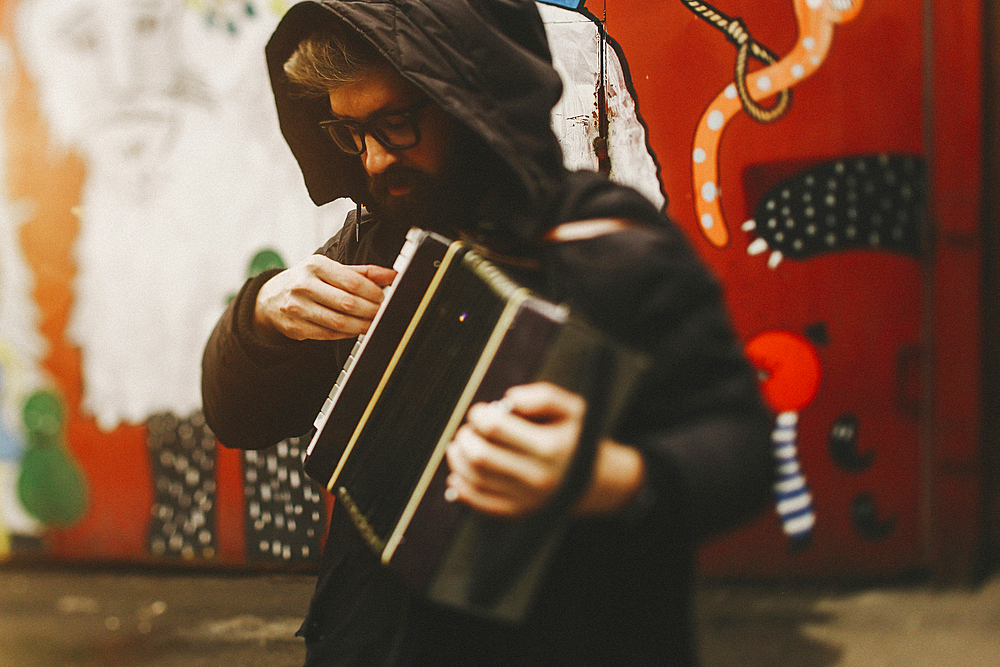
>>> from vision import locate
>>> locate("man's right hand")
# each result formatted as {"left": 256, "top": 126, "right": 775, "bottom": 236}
{"left": 254, "top": 255, "right": 397, "bottom": 342}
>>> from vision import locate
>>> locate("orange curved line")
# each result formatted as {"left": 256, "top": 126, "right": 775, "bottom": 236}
{"left": 691, "top": 0, "right": 864, "bottom": 248}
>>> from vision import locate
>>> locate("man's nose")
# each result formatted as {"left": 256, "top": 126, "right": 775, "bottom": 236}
{"left": 362, "top": 134, "right": 398, "bottom": 175}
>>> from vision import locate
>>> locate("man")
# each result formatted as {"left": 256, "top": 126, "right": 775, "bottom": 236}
{"left": 201, "top": 1, "right": 773, "bottom": 665}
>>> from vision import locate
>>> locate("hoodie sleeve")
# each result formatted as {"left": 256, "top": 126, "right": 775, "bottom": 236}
{"left": 200, "top": 234, "right": 353, "bottom": 451}
{"left": 200, "top": 272, "right": 349, "bottom": 451}
{"left": 543, "top": 187, "right": 773, "bottom": 541}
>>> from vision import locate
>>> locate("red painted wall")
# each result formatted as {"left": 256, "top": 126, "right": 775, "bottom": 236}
{"left": 604, "top": 0, "right": 980, "bottom": 579}
{"left": 0, "top": 0, "right": 983, "bottom": 579}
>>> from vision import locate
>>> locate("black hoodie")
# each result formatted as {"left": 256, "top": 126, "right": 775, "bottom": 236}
{"left": 266, "top": 0, "right": 568, "bottom": 242}
{"left": 202, "top": 1, "right": 773, "bottom": 665}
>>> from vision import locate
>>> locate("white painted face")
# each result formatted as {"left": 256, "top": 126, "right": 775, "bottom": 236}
{"left": 16, "top": 0, "right": 184, "bottom": 174}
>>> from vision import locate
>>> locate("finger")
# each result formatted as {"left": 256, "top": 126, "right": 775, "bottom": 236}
{"left": 504, "top": 382, "right": 587, "bottom": 423}
{"left": 297, "top": 308, "right": 377, "bottom": 340}
{"left": 350, "top": 264, "right": 398, "bottom": 288}
{"left": 278, "top": 277, "right": 381, "bottom": 336}
{"left": 446, "top": 437, "right": 540, "bottom": 518}
{"left": 313, "top": 261, "right": 388, "bottom": 307}
{"left": 271, "top": 297, "right": 375, "bottom": 341}
{"left": 285, "top": 263, "right": 390, "bottom": 329}
{"left": 463, "top": 401, "right": 536, "bottom": 456}
{"left": 446, "top": 425, "right": 562, "bottom": 518}
{"left": 448, "top": 424, "right": 542, "bottom": 488}
{"left": 464, "top": 399, "right": 574, "bottom": 458}
{"left": 444, "top": 472, "right": 522, "bottom": 518}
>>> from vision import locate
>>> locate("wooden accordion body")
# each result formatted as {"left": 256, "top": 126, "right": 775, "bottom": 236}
{"left": 303, "top": 228, "right": 646, "bottom": 621}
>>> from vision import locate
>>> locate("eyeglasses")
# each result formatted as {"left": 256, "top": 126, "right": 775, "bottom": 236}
{"left": 319, "top": 97, "right": 432, "bottom": 155}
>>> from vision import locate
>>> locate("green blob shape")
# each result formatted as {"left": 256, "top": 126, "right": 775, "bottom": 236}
{"left": 22, "top": 390, "right": 64, "bottom": 438}
{"left": 248, "top": 249, "right": 286, "bottom": 277}
{"left": 18, "top": 445, "right": 89, "bottom": 526}
{"left": 17, "top": 390, "right": 88, "bottom": 526}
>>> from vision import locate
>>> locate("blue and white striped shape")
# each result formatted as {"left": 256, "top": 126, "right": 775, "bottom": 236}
{"left": 772, "top": 411, "right": 816, "bottom": 542}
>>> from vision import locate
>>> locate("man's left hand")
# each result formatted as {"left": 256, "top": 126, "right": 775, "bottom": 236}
{"left": 445, "top": 382, "right": 584, "bottom": 518}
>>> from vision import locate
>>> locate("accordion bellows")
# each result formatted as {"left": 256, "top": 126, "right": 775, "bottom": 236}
{"left": 303, "top": 228, "right": 647, "bottom": 621}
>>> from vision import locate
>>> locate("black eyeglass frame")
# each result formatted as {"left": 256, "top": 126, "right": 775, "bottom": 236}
{"left": 318, "top": 97, "right": 432, "bottom": 155}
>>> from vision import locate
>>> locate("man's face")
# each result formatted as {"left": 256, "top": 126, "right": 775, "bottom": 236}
{"left": 18, "top": 0, "right": 182, "bottom": 174}
{"left": 327, "top": 67, "right": 453, "bottom": 229}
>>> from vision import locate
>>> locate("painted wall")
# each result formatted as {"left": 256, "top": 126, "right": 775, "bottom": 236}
{"left": 2, "top": 0, "right": 349, "bottom": 566}
{"left": 596, "top": 0, "right": 981, "bottom": 579}
{"left": 0, "top": 0, "right": 983, "bottom": 578}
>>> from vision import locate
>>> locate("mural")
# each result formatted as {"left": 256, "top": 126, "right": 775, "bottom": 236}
{"left": 745, "top": 329, "right": 822, "bottom": 549}
{"left": 541, "top": 2, "right": 665, "bottom": 210}
{"left": 685, "top": 0, "right": 864, "bottom": 251}
{"left": 0, "top": 36, "right": 46, "bottom": 557}
{"left": 6, "top": 0, "right": 347, "bottom": 564}
{"left": 601, "top": 0, "right": 928, "bottom": 575}
{"left": 0, "top": 0, "right": 978, "bottom": 578}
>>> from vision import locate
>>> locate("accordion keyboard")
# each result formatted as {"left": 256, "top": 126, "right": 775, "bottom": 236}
{"left": 306, "top": 229, "right": 426, "bottom": 454}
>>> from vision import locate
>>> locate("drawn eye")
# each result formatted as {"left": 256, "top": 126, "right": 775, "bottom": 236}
{"left": 135, "top": 14, "right": 162, "bottom": 36}
{"left": 828, "top": 413, "right": 875, "bottom": 473}
{"left": 64, "top": 23, "right": 100, "bottom": 52}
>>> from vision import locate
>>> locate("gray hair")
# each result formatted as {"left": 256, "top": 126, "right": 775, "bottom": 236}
{"left": 283, "top": 26, "right": 386, "bottom": 98}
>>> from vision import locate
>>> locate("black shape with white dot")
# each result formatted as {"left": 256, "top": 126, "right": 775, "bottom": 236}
{"left": 752, "top": 154, "right": 924, "bottom": 259}
{"left": 147, "top": 411, "right": 217, "bottom": 560}
{"left": 243, "top": 435, "right": 326, "bottom": 564}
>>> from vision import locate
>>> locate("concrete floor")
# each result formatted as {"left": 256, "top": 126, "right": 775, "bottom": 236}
{"left": 695, "top": 576, "right": 1000, "bottom": 666}
{"left": 1, "top": 564, "right": 998, "bottom": 666}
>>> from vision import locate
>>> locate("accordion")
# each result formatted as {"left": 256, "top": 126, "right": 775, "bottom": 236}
{"left": 303, "top": 228, "right": 647, "bottom": 621}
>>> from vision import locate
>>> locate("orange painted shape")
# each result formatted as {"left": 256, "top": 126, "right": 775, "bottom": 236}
{"left": 745, "top": 330, "right": 822, "bottom": 413}
{"left": 691, "top": 0, "right": 864, "bottom": 248}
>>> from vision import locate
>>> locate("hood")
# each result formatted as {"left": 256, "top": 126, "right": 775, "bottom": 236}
{"left": 266, "top": 0, "right": 567, "bottom": 239}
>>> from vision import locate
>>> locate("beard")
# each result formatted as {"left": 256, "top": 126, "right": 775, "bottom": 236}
{"left": 367, "top": 163, "right": 452, "bottom": 234}
{"left": 364, "top": 129, "right": 526, "bottom": 243}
